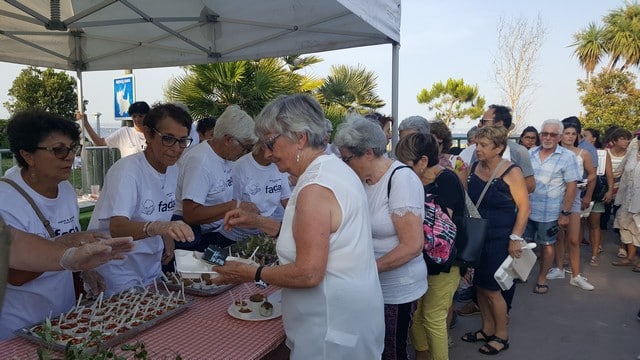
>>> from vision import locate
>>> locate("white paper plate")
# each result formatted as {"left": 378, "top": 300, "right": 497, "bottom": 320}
{"left": 227, "top": 302, "right": 281, "bottom": 321}
{"left": 174, "top": 250, "right": 218, "bottom": 279}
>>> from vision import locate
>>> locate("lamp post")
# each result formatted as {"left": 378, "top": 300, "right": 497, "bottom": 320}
{"left": 92, "top": 112, "right": 102, "bottom": 136}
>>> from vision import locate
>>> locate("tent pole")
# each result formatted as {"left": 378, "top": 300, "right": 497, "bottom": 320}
{"left": 76, "top": 70, "right": 88, "bottom": 194}
{"left": 391, "top": 42, "right": 400, "bottom": 155}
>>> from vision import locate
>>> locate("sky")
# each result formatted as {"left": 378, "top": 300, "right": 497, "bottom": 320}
{"left": 0, "top": 0, "right": 628, "bottom": 134}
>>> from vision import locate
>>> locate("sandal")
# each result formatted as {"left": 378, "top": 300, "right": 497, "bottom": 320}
{"left": 632, "top": 266, "right": 640, "bottom": 273}
{"left": 533, "top": 283, "right": 548, "bottom": 294}
{"left": 589, "top": 256, "right": 600, "bottom": 266}
{"left": 618, "top": 248, "right": 628, "bottom": 258}
{"left": 612, "top": 259, "right": 634, "bottom": 266}
{"left": 461, "top": 329, "right": 494, "bottom": 343}
{"left": 479, "top": 336, "right": 510, "bottom": 355}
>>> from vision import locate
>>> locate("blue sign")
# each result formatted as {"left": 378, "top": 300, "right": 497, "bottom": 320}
{"left": 113, "top": 75, "right": 135, "bottom": 120}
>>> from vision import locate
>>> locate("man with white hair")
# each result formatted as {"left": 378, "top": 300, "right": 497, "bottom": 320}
{"left": 525, "top": 119, "right": 590, "bottom": 294}
{"left": 172, "top": 105, "right": 259, "bottom": 251}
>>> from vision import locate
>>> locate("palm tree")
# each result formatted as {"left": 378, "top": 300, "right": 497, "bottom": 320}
{"left": 571, "top": 22, "right": 606, "bottom": 80}
{"left": 165, "top": 58, "right": 320, "bottom": 118}
{"left": 571, "top": 2, "right": 640, "bottom": 77}
{"left": 603, "top": 3, "right": 640, "bottom": 71}
{"left": 317, "top": 64, "right": 385, "bottom": 113}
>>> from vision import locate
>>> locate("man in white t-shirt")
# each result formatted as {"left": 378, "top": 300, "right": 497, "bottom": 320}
{"left": 173, "top": 105, "right": 259, "bottom": 251}
{"left": 226, "top": 143, "right": 291, "bottom": 241}
{"left": 77, "top": 101, "right": 150, "bottom": 158}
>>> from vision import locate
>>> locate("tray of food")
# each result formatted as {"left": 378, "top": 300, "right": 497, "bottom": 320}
{"left": 163, "top": 271, "right": 236, "bottom": 297}
{"left": 14, "top": 288, "right": 192, "bottom": 354}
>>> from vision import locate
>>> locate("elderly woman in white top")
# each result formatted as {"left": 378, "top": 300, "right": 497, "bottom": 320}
{"left": 213, "top": 94, "right": 384, "bottom": 359}
{"left": 334, "top": 116, "right": 427, "bottom": 360}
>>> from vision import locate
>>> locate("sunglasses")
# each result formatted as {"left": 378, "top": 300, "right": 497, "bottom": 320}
{"left": 152, "top": 128, "right": 193, "bottom": 148}
{"left": 263, "top": 134, "right": 282, "bottom": 151}
{"left": 478, "top": 118, "right": 495, "bottom": 125}
{"left": 36, "top": 143, "right": 82, "bottom": 160}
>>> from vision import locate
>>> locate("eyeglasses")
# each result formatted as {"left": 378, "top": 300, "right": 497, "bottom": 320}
{"left": 36, "top": 143, "right": 82, "bottom": 159}
{"left": 522, "top": 136, "right": 538, "bottom": 140}
{"left": 478, "top": 118, "right": 495, "bottom": 125}
{"left": 152, "top": 128, "right": 193, "bottom": 148}
{"left": 233, "top": 137, "right": 254, "bottom": 154}
{"left": 540, "top": 132, "right": 560, "bottom": 138}
{"left": 341, "top": 155, "right": 355, "bottom": 164}
{"left": 263, "top": 134, "right": 281, "bottom": 151}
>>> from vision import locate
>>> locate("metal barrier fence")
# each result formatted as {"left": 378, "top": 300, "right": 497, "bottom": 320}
{"left": 0, "top": 147, "right": 119, "bottom": 193}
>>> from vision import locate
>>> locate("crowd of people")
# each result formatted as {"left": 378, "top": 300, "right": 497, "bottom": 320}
{"left": 1, "top": 95, "right": 639, "bottom": 360}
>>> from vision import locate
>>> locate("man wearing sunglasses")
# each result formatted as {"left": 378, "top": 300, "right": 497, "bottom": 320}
{"left": 76, "top": 101, "right": 150, "bottom": 158}
{"left": 459, "top": 105, "right": 535, "bottom": 194}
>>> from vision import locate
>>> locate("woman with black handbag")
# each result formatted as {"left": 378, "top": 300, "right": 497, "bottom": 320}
{"left": 459, "top": 126, "right": 530, "bottom": 355}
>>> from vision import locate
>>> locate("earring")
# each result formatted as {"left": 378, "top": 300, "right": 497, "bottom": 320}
{"left": 296, "top": 151, "right": 301, "bottom": 163}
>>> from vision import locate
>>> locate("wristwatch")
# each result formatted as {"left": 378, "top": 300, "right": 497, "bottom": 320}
{"left": 254, "top": 265, "right": 268, "bottom": 289}
{"left": 509, "top": 234, "right": 524, "bottom": 241}
{"left": 560, "top": 210, "right": 571, "bottom": 216}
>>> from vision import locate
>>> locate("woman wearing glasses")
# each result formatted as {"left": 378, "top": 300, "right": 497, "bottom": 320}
{"left": 214, "top": 95, "right": 385, "bottom": 359}
{"left": 518, "top": 126, "right": 540, "bottom": 150}
{"left": 88, "top": 103, "right": 195, "bottom": 296}
{"left": 172, "top": 105, "right": 259, "bottom": 251}
{"left": 0, "top": 110, "right": 105, "bottom": 338}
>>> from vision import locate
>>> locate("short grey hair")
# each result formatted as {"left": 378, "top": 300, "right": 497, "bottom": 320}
{"left": 334, "top": 114, "right": 387, "bottom": 157}
{"left": 254, "top": 94, "right": 326, "bottom": 149}
{"left": 541, "top": 119, "right": 564, "bottom": 134}
{"left": 213, "top": 105, "right": 257, "bottom": 142}
{"left": 467, "top": 126, "right": 479, "bottom": 139}
{"left": 398, "top": 116, "right": 430, "bottom": 134}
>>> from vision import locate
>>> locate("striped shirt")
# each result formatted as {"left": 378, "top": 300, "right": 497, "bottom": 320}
{"left": 528, "top": 146, "right": 581, "bottom": 222}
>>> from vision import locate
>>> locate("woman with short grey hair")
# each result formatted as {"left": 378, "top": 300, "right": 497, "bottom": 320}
{"left": 335, "top": 116, "right": 427, "bottom": 360}
{"left": 214, "top": 94, "right": 385, "bottom": 359}
{"left": 398, "top": 115, "right": 431, "bottom": 139}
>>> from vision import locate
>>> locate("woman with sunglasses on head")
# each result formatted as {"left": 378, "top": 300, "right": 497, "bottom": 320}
{"left": 88, "top": 103, "right": 195, "bottom": 296}
{"left": 214, "top": 95, "right": 385, "bottom": 359}
{"left": 172, "top": 105, "right": 259, "bottom": 252}
{"left": 0, "top": 110, "right": 111, "bottom": 338}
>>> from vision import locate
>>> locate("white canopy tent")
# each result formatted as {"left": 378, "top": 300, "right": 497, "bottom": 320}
{"left": 0, "top": 0, "right": 401, "bottom": 174}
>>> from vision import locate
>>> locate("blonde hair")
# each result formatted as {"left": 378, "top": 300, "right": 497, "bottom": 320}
{"left": 475, "top": 126, "right": 508, "bottom": 155}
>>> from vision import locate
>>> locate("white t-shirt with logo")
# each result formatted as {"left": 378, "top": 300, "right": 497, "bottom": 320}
{"left": 88, "top": 152, "right": 178, "bottom": 296}
{"left": 0, "top": 170, "right": 78, "bottom": 339}
{"left": 174, "top": 141, "right": 233, "bottom": 233}
{"left": 105, "top": 127, "right": 146, "bottom": 158}
{"left": 224, "top": 152, "right": 291, "bottom": 240}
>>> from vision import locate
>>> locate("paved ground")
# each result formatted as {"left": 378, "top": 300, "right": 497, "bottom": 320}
{"left": 448, "top": 229, "right": 640, "bottom": 360}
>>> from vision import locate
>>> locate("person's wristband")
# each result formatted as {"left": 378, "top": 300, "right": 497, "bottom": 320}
{"left": 143, "top": 221, "right": 153, "bottom": 237}
{"left": 509, "top": 234, "right": 524, "bottom": 241}
{"left": 560, "top": 210, "right": 571, "bottom": 216}
{"left": 254, "top": 265, "right": 268, "bottom": 289}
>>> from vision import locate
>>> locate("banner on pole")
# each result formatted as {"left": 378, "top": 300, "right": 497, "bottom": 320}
{"left": 113, "top": 75, "right": 135, "bottom": 120}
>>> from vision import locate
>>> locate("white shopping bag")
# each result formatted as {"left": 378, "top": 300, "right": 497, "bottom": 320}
{"left": 494, "top": 243, "right": 538, "bottom": 291}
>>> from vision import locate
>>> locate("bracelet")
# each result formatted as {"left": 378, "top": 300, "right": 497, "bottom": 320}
{"left": 143, "top": 221, "right": 153, "bottom": 237}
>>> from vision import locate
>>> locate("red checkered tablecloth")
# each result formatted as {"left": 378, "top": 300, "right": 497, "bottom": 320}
{"left": 0, "top": 286, "right": 286, "bottom": 359}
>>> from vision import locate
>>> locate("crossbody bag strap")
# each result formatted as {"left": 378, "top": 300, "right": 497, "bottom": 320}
{"left": 0, "top": 178, "right": 56, "bottom": 237}
{"left": 386, "top": 165, "right": 412, "bottom": 198}
{"left": 474, "top": 159, "right": 507, "bottom": 209}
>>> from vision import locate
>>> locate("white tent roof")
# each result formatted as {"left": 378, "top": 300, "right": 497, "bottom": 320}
{"left": 0, "top": 0, "right": 400, "bottom": 71}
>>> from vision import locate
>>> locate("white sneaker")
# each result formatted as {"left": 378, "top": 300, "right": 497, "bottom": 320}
{"left": 546, "top": 267, "right": 565, "bottom": 280}
{"left": 570, "top": 274, "right": 595, "bottom": 291}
